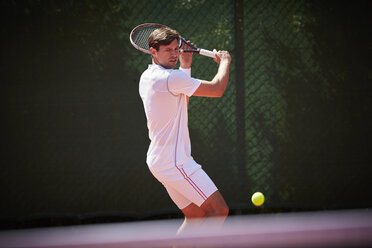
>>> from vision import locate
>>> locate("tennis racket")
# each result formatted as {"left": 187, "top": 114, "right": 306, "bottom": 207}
{"left": 129, "top": 23, "right": 215, "bottom": 58}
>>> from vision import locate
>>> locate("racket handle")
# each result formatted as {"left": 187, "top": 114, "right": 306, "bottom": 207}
{"left": 199, "top": 49, "right": 215, "bottom": 58}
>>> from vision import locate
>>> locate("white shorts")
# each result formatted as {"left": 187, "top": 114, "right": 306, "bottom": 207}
{"left": 149, "top": 160, "right": 218, "bottom": 209}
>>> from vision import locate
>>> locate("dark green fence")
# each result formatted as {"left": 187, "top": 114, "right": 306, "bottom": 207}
{"left": 1, "top": 0, "right": 371, "bottom": 229}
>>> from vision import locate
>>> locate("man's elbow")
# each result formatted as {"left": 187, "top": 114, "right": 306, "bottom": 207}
{"left": 215, "top": 89, "right": 224, "bottom": 98}
{"left": 210, "top": 89, "right": 224, "bottom": 98}
{"left": 215, "top": 84, "right": 227, "bottom": 97}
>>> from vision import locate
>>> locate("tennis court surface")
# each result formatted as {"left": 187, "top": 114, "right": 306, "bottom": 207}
{"left": 1, "top": 209, "right": 371, "bottom": 248}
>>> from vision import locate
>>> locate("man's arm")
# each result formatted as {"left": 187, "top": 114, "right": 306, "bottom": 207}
{"left": 193, "top": 50, "right": 231, "bottom": 98}
{"left": 179, "top": 41, "right": 194, "bottom": 107}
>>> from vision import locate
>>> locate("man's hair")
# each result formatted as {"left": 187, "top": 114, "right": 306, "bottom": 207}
{"left": 148, "top": 27, "right": 180, "bottom": 51}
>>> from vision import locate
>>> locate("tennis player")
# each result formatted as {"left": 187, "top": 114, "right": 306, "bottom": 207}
{"left": 139, "top": 27, "right": 231, "bottom": 232}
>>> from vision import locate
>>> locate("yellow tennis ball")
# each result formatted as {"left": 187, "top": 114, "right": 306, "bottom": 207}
{"left": 251, "top": 192, "right": 265, "bottom": 206}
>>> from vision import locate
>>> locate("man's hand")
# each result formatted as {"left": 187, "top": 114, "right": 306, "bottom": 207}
{"left": 213, "top": 49, "right": 231, "bottom": 65}
{"left": 179, "top": 40, "right": 194, "bottom": 68}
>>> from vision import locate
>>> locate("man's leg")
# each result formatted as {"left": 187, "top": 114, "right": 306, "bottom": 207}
{"left": 200, "top": 190, "right": 229, "bottom": 217}
{"left": 181, "top": 190, "right": 228, "bottom": 218}
{"left": 178, "top": 190, "right": 229, "bottom": 234}
{"left": 151, "top": 162, "right": 229, "bottom": 233}
{"left": 177, "top": 203, "right": 206, "bottom": 234}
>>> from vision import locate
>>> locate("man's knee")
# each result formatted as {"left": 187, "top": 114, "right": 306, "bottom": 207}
{"left": 220, "top": 205, "right": 229, "bottom": 217}
{"left": 182, "top": 203, "right": 207, "bottom": 219}
{"left": 210, "top": 204, "right": 229, "bottom": 217}
{"left": 201, "top": 191, "right": 229, "bottom": 217}
{"left": 185, "top": 209, "right": 207, "bottom": 219}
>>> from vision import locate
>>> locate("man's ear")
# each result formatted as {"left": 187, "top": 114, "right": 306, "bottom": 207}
{"left": 150, "top": 47, "right": 157, "bottom": 57}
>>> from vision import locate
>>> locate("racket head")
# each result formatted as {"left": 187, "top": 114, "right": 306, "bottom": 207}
{"left": 129, "top": 23, "right": 169, "bottom": 54}
{"left": 130, "top": 23, "right": 201, "bottom": 55}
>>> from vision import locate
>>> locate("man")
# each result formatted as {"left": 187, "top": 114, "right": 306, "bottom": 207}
{"left": 139, "top": 27, "right": 231, "bottom": 232}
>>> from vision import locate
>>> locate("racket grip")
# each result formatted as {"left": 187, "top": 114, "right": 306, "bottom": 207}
{"left": 199, "top": 49, "right": 215, "bottom": 58}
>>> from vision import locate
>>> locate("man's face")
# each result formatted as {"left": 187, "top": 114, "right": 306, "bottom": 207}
{"left": 150, "top": 39, "right": 179, "bottom": 69}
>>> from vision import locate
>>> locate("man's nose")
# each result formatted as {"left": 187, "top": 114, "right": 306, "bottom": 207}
{"left": 171, "top": 50, "right": 178, "bottom": 56}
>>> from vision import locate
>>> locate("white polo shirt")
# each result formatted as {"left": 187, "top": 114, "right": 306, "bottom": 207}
{"left": 139, "top": 64, "right": 201, "bottom": 171}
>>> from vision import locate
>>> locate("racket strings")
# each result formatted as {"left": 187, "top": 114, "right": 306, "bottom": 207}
{"left": 132, "top": 28, "right": 154, "bottom": 50}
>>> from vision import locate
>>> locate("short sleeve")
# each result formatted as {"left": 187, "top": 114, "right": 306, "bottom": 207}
{"left": 167, "top": 70, "right": 201, "bottom": 96}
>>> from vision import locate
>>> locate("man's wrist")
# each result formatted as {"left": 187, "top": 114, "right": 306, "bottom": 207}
{"left": 180, "top": 64, "right": 191, "bottom": 69}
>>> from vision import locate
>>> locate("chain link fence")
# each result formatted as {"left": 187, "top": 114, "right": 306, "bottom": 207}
{"left": 1, "top": 0, "right": 371, "bottom": 228}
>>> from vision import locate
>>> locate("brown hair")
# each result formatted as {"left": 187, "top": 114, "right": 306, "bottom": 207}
{"left": 148, "top": 27, "right": 180, "bottom": 51}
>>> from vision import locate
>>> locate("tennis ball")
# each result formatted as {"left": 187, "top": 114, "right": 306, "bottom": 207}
{"left": 251, "top": 192, "right": 265, "bottom": 206}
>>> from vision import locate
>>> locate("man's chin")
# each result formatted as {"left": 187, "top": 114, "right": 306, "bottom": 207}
{"left": 163, "top": 63, "right": 177, "bottom": 69}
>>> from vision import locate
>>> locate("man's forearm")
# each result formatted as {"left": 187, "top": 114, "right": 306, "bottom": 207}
{"left": 212, "top": 61, "right": 230, "bottom": 96}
